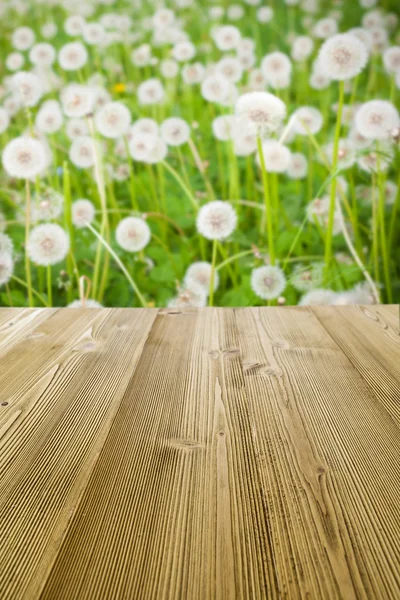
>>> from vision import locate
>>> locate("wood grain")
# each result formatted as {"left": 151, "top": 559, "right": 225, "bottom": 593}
{"left": 0, "top": 306, "right": 399, "bottom": 600}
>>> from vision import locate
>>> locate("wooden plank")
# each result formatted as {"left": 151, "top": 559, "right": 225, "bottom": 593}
{"left": 234, "top": 307, "right": 400, "bottom": 599}
{"left": 0, "top": 308, "right": 56, "bottom": 357}
{"left": 0, "top": 308, "right": 158, "bottom": 600}
{"left": 312, "top": 305, "right": 400, "bottom": 426}
{"left": 1, "top": 306, "right": 399, "bottom": 599}
{"left": 39, "top": 308, "right": 279, "bottom": 600}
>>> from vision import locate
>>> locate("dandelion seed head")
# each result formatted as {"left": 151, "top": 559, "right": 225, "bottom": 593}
{"left": 171, "top": 40, "right": 196, "bottom": 62}
{"left": 94, "top": 101, "right": 131, "bottom": 139}
{"left": 31, "top": 188, "right": 64, "bottom": 223}
{"left": 291, "top": 36, "right": 314, "bottom": 62}
{"left": 235, "top": 91, "right": 286, "bottom": 134}
{"left": 160, "top": 117, "right": 190, "bottom": 147}
{"left": 184, "top": 262, "right": 219, "bottom": 294}
{"left": 27, "top": 224, "right": 69, "bottom": 266}
{"left": 196, "top": 201, "right": 237, "bottom": 241}
{"left": 69, "top": 136, "right": 94, "bottom": 169}
{"left": 137, "top": 78, "right": 165, "bottom": 105}
{"left": 72, "top": 199, "right": 95, "bottom": 228}
{"left": 0, "top": 108, "right": 10, "bottom": 135}
{"left": 160, "top": 59, "right": 179, "bottom": 79}
{"left": 116, "top": 217, "right": 151, "bottom": 252}
{"left": 286, "top": 152, "right": 308, "bottom": 179}
{"left": 182, "top": 62, "right": 205, "bottom": 85}
{"left": 299, "top": 289, "right": 337, "bottom": 306}
{"left": 0, "top": 233, "right": 13, "bottom": 255}
{"left": 168, "top": 282, "right": 207, "bottom": 308}
{"left": 29, "top": 43, "right": 56, "bottom": 67}
{"left": 213, "top": 25, "right": 241, "bottom": 51}
{"left": 2, "top": 136, "right": 48, "bottom": 180}
{"left": 0, "top": 252, "right": 13, "bottom": 286}
{"left": 355, "top": 100, "right": 400, "bottom": 140}
{"left": 293, "top": 106, "right": 323, "bottom": 135}
{"left": 256, "top": 140, "right": 292, "bottom": 173}
{"left": 61, "top": 84, "right": 95, "bottom": 118}
{"left": 58, "top": 41, "right": 88, "bottom": 71}
{"left": 12, "top": 26, "right": 35, "bottom": 51}
{"left": 68, "top": 299, "right": 103, "bottom": 308}
{"left": 317, "top": 33, "right": 368, "bottom": 80}
{"left": 36, "top": 100, "right": 63, "bottom": 134}
{"left": 251, "top": 266, "right": 286, "bottom": 300}
{"left": 261, "top": 52, "right": 292, "bottom": 88}
{"left": 12, "top": 71, "right": 43, "bottom": 107}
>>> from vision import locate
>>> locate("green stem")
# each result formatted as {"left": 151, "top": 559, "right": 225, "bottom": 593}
{"left": 257, "top": 135, "right": 275, "bottom": 265}
{"left": 47, "top": 265, "right": 52, "bottom": 307}
{"left": 209, "top": 239, "right": 218, "bottom": 307}
{"left": 86, "top": 221, "right": 147, "bottom": 307}
{"left": 324, "top": 80, "right": 344, "bottom": 280}
{"left": 24, "top": 179, "right": 33, "bottom": 308}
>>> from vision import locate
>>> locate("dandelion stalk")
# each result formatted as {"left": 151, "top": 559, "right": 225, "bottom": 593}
{"left": 24, "top": 179, "right": 33, "bottom": 308}
{"left": 209, "top": 239, "right": 217, "bottom": 307}
{"left": 161, "top": 160, "right": 199, "bottom": 210}
{"left": 86, "top": 221, "right": 147, "bottom": 307}
{"left": 47, "top": 265, "right": 52, "bottom": 307}
{"left": 257, "top": 135, "right": 276, "bottom": 265}
{"left": 324, "top": 79, "right": 345, "bottom": 279}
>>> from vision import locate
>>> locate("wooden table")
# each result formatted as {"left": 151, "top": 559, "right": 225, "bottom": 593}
{"left": 1, "top": 306, "right": 399, "bottom": 599}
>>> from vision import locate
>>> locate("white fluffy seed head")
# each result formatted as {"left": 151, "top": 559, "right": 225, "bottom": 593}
{"left": 69, "top": 136, "right": 95, "bottom": 169}
{"left": 160, "top": 117, "right": 190, "bottom": 146}
{"left": 257, "top": 140, "right": 292, "bottom": 173}
{"left": 251, "top": 266, "right": 286, "bottom": 300}
{"left": 171, "top": 41, "right": 196, "bottom": 62}
{"left": 168, "top": 282, "right": 207, "bottom": 308}
{"left": 213, "top": 25, "right": 241, "bottom": 51}
{"left": 201, "top": 75, "right": 232, "bottom": 104}
{"left": 286, "top": 152, "right": 308, "bottom": 179}
{"left": 235, "top": 91, "right": 286, "bottom": 134}
{"left": 137, "top": 78, "right": 165, "bottom": 105}
{"left": 12, "top": 71, "right": 43, "bottom": 107}
{"left": 383, "top": 46, "right": 400, "bottom": 74}
{"left": 36, "top": 100, "right": 63, "bottom": 134}
{"left": 182, "top": 62, "right": 205, "bottom": 85}
{"left": 58, "top": 42, "right": 88, "bottom": 71}
{"left": 355, "top": 100, "right": 400, "bottom": 140}
{"left": 0, "top": 233, "right": 13, "bottom": 255}
{"left": 29, "top": 43, "right": 56, "bottom": 67}
{"left": 196, "top": 201, "right": 237, "bottom": 241}
{"left": 0, "top": 108, "right": 10, "bottom": 134}
{"left": 94, "top": 101, "right": 131, "bottom": 138}
{"left": 2, "top": 136, "right": 48, "bottom": 180}
{"left": 12, "top": 27, "right": 35, "bottom": 51}
{"left": 68, "top": 299, "right": 103, "bottom": 308}
{"left": 0, "top": 252, "right": 13, "bottom": 286}
{"left": 129, "top": 133, "right": 157, "bottom": 162}
{"left": 317, "top": 33, "right": 368, "bottom": 81}
{"left": 6, "top": 52, "right": 24, "bottom": 72}
{"left": 184, "top": 261, "right": 219, "bottom": 294}
{"left": 31, "top": 188, "right": 63, "bottom": 223}
{"left": 61, "top": 84, "right": 95, "bottom": 118}
{"left": 261, "top": 52, "right": 292, "bottom": 88}
{"left": 299, "top": 289, "right": 337, "bottom": 305}
{"left": 293, "top": 106, "right": 323, "bottom": 135}
{"left": 72, "top": 199, "right": 95, "bottom": 228}
{"left": 116, "top": 217, "right": 151, "bottom": 252}
{"left": 66, "top": 118, "right": 89, "bottom": 140}
{"left": 27, "top": 224, "right": 69, "bottom": 266}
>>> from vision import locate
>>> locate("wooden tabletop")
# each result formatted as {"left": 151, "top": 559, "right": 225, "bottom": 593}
{"left": 0, "top": 305, "right": 399, "bottom": 599}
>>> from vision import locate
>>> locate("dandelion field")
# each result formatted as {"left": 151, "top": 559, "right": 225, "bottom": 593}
{"left": 0, "top": 0, "right": 400, "bottom": 309}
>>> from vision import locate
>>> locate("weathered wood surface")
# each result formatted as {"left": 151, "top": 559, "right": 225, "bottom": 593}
{"left": 0, "top": 305, "right": 399, "bottom": 600}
